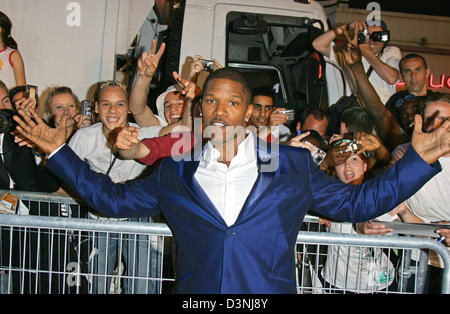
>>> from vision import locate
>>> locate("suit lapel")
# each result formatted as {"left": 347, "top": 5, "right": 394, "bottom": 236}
{"left": 2, "top": 133, "right": 14, "bottom": 172}
{"left": 179, "top": 149, "right": 227, "bottom": 228}
{"left": 235, "top": 137, "right": 279, "bottom": 223}
{"left": 0, "top": 134, "right": 11, "bottom": 189}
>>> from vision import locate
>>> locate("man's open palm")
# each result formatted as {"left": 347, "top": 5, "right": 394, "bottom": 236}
{"left": 13, "top": 109, "right": 69, "bottom": 155}
{"left": 411, "top": 114, "right": 450, "bottom": 164}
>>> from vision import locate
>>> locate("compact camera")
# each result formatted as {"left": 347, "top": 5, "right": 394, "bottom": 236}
{"left": 303, "top": 140, "right": 327, "bottom": 165}
{"left": 25, "top": 85, "right": 38, "bottom": 100}
{"left": 357, "top": 29, "right": 390, "bottom": 44}
{"left": 0, "top": 109, "right": 18, "bottom": 134}
{"left": 312, "top": 148, "right": 326, "bottom": 165}
{"left": 279, "top": 109, "right": 295, "bottom": 122}
{"left": 339, "top": 140, "right": 361, "bottom": 154}
{"left": 200, "top": 59, "right": 215, "bottom": 71}
{"left": 80, "top": 100, "right": 94, "bottom": 121}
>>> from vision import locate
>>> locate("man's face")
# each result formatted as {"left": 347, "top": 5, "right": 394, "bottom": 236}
{"left": 423, "top": 100, "right": 450, "bottom": 133}
{"left": 0, "top": 88, "right": 12, "bottom": 110}
{"left": 250, "top": 95, "right": 274, "bottom": 127}
{"left": 201, "top": 78, "right": 252, "bottom": 145}
{"left": 366, "top": 26, "right": 385, "bottom": 55}
{"left": 302, "top": 115, "right": 328, "bottom": 136}
{"left": 399, "top": 99, "right": 419, "bottom": 135}
{"left": 95, "top": 86, "right": 129, "bottom": 136}
{"left": 400, "top": 58, "right": 430, "bottom": 95}
{"left": 164, "top": 92, "right": 186, "bottom": 124}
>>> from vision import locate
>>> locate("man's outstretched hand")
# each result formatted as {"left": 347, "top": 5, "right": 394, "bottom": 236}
{"left": 411, "top": 114, "right": 450, "bottom": 164}
{"left": 13, "top": 108, "right": 69, "bottom": 155}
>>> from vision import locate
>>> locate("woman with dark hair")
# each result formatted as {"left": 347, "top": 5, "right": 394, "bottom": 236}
{"left": 0, "top": 11, "right": 25, "bottom": 88}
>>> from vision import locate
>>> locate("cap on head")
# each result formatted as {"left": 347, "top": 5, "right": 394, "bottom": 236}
{"left": 156, "top": 84, "right": 183, "bottom": 125}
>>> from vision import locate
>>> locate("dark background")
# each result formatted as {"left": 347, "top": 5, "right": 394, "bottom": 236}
{"left": 348, "top": 0, "right": 450, "bottom": 18}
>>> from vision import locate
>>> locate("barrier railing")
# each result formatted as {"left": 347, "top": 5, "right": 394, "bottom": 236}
{"left": 0, "top": 190, "right": 449, "bottom": 294}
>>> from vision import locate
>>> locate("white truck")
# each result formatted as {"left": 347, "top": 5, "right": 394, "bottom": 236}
{"left": 130, "top": 0, "right": 342, "bottom": 113}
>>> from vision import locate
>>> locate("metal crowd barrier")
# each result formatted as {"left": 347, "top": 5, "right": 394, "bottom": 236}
{"left": 0, "top": 190, "right": 449, "bottom": 294}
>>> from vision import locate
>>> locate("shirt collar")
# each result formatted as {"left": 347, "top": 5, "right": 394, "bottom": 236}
{"left": 200, "top": 131, "right": 257, "bottom": 170}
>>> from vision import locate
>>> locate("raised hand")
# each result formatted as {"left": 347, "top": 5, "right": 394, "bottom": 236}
{"left": 138, "top": 39, "right": 166, "bottom": 79}
{"left": 354, "top": 132, "right": 381, "bottom": 154}
{"left": 13, "top": 108, "right": 69, "bottom": 155}
{"left": 73, "top": 114, "right": 92, "bottom": 129}
{"left": 288, "top": 131, "right": 314, "bottom": 152}
{"left": 14, "top": 97, "right": 38, "bottom": 114}
{"left": 173, "top": 71, "right": 201, "bottom": 100}
{"left": 115, "top": 126, "right": 140, "bottom": 151}
{"left": 320, "top": 142, "right": 352, "bottom": 170}
{"left": 342, "top": 23, "right": 363, "bottom": 66}
{"left": 411, "top": 114, "right": 450, "bottom": 164}
{"left": 267, "top": 108, "right": 288, "bottom": 127}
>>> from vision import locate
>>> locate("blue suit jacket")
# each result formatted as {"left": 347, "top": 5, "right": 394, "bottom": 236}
{"left": 47, "top": 141, "right": 440, "bottom": 294}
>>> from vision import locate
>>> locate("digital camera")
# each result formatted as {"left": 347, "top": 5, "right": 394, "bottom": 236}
{"left": 358, "top": 29, "right": 390, "bottom": 44}
{"left": 80, "top": 100, "right": 94, "bottom": 121}
{"left": 279, "top": 109, "right": 295, "bottom": 122}
{"left": 200, "top": 59, "right": 215, "bottom": 71}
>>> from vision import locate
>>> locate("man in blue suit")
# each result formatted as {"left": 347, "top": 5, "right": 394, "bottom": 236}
{"left": 14, "top": 68, "right": 450, "bottom": 294}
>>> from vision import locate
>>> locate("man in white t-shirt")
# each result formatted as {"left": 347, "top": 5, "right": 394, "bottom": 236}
{"left": 68, "top": 80, "right": 163, "bottom": 294}
{"left": 313, "top": 19, "right": 401, "bottom": 105}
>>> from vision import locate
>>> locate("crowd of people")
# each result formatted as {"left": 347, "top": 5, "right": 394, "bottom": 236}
{"left": 0, "top": 8, "right": 449, "bottom": 294}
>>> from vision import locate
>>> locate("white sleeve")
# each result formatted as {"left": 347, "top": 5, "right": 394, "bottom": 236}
{"left": 137, "top": 126, "right": 164, "bottom": 140}
{"left": 382, "top": 46, "right": 402, "bottom": 70}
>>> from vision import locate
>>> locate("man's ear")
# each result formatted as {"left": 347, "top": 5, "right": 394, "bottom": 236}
{"left": 426, "top": 68, "right": 431, "bottom": 81}
{"left": 245, "top": 104, "right": 253, "bottom": 122}
{"left": 94, "top": 102, "right": 99, "bottom": 114}
{"left": 340, "top": 121, "right": 347, "bottom": 134}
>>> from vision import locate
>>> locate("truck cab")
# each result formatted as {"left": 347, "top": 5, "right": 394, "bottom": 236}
{"left": 131, "top": 0, "right": 343, "bottom": 115}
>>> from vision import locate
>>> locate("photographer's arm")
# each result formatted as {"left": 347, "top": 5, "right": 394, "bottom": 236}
{"left": 359, "top": 45, "right": 399, "bottom": 84}
{"left": 312, "top": 29, "right": 336, "bottom": 58}
{"left": 312, "top": 21, "right": 365, "bottom": 58}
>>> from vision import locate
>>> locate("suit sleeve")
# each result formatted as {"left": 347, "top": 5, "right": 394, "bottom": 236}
{"left": 305, "top": 145, "right": 441, "bottom": 223}
{"left": 46, "top": 145, "right": 161, "bottom": 218}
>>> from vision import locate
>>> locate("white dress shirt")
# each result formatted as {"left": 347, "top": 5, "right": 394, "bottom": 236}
{"left": 194, "top": 132, "right": 259, "bottom": 226}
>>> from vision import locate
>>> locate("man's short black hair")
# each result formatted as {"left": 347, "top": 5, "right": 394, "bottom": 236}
{"left": 202, "top": 68, "right": 252, "bottom": 104}
{"left": 340, "top": 106, "right": 373, "bottom": 134}
{"left": 301, "top": 129, "right": 327, "bottom": 151}
{"left": 300, "top": 107, "right": 328, "bottom": 125}
{"left": 252, "top": 86, "right": 274, "bottom": 101}
{"left": 399, "top": 54, "right": 428, "bottom": 72}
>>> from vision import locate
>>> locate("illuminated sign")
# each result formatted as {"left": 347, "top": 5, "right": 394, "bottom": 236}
{"left": 396, "top": 74, "right": 450, "bottom": 89}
